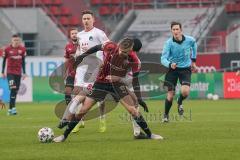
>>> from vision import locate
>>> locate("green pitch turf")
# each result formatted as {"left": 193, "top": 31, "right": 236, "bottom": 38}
{"left": 0, "top": 100, "right": 240, "bottom": 160}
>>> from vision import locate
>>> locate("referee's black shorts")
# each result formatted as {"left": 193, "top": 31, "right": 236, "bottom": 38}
{"left": 87, "top": 82, "right": 129, "bottom": 102}
{"left": 163, "top": 67, "right": 192, "bottom": 91}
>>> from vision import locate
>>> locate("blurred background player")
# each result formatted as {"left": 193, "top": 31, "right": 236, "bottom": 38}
{"left": 64, "top": 28, "right": 79, "bottom": 105}
{"left": 1, "top": 34, "right": 27, "bottom": 115}
{"left": 53, "top": 38, "right": 163, "bottom": 142}
{"left": 161, "top": 22, "right": 197, "bottom": 122}
{"left": 71, "top": 10, "right": 109, "bottom": 133}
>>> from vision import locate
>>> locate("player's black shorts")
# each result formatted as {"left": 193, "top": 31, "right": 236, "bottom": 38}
{"left": 65, "top": 76, "right": 75, "bottom": 88}
{"left": 164, "top": 67, "right": 191, "bottom": 91}
{"left": 7, "top": 74, "right": 21, "bottom": 90}
{"left": 87, "top": 82, "right": 129, "bottom": 102}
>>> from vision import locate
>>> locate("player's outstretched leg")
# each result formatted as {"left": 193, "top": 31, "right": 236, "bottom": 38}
{"left": 120, "top": 95, "right": 163, "bottom": 140}
{"left": 53, "top": 97, "right": 96, "bottom": 143}
{"left": 98, "top": 101, "right": 106, "bottom": 133}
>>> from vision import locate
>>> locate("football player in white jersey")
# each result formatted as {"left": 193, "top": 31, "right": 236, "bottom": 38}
{"left": 71, "top": 10, "right": 109, "bottom": 133}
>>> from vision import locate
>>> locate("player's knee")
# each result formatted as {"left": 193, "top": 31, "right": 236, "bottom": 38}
{"left": 65, "top": 87, "right": 72, "bottom": 95}
{"left": 181, "top": 86, "right": 190, "bottom": 97}
{"left": 128, "top": 106, "right": 139, "bottom": 117}
{"left": 167, "top": 91, "right": 175, "bottom": 101}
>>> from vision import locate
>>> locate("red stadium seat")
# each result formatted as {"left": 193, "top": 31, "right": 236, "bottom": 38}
{"left": 112, "top": 6, "right": 122, "bottom": 15}
{"left": 52, "top": 0, "right": 62, "bottom": 6}
{"left": 60, "top": 6, "right": 71, "bottom": 16}
{"left": 41, "top": 0, "right": 52, "bottom": 6}
{"left": 102, "top": 0, "right": 112, "bottom": 5}
{"left": 99, "top": 6, "right": 111, "bottom": 16}
{"left": 16, "top": 0, "right": 33, "bottom": 6}
{"left": 112, "top": 0, "right": 121, "bottom": 5}
{"left": 90, "top": 0, "right": 101, "bottom": 5}
{"left": 49, "top": 6, "right": 61, "bottom": 16}
{"left": 69, "top": 16, "right": 80, "bottom": 26}
{"left": 59, "top": 16, "right": 69, "bottom": 26}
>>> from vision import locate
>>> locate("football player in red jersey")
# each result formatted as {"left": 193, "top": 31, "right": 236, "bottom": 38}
{"left": 53, "top": 38, "right": 163, "bottom": 142}
{"left": 1, "top": 34, "right": 27, "bottom": 115}
{"left": 64, "top": 28, "right": 79, "bottom": 105}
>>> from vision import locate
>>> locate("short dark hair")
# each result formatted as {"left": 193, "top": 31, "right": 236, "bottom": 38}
{"left": 171, "top": 21, "right": 182, "bottom": 29}
{"left": 133, "top": 38, "right": 142, "bottom": 52}
{"left": 68, "top": 28, "right": 78, "bottom": 37}
{"left": 119, "top": 38, "right": 134, "bottom": 50}
{"left": 82, "top": 10, "right": 94, "bottom": 16}
{"left": 12, "top": 34, "right": 20, "bottom": 38}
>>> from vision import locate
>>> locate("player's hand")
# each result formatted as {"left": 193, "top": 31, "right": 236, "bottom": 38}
{"left": 0, "top": 100, "right": 6, "bottom": 110}
{"left": 191, "top": 62, "right": 197, "bottom": 72}
{"left": 138, "top": 99, "right": 149, "bottom": 112}
{"left": 73, "top": 56, "right": 83, "bottom": 69}
{"left": 22, "top": 74, "right": 27, "bottom": 80}
{"left": 0, "top": 73, "right": 6, "bottom": 79}
{"left": 171, "top": 63, "right": 177, "bottom": 70}
{"left": 236, "top": 70, "right": 240, "bottom": 76}
{"left": 105, "top": 75, "right": 121, "bottom": 82}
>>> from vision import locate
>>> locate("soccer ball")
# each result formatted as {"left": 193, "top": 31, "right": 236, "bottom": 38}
{"left": 38, "top": 127, "right": 54, "bottom": 143}
{"left": 207, "top": 93, "right": 213, "bottom": 99}
{"left": 212, "top": 94, "right": 219, "bottom": 101}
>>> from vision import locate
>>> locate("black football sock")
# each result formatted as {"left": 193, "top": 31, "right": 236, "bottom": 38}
{"left": 63, "top": 120, "right": 79, "bottom": 139}
{"left": 9, "top": 89, "right": 17, "bottom": 109}
{"left": 65, "top": 94, "right": 72, "bottom": 105}
{"left": 177, "top": 94, "right": 187, "bottom": 105}
{"left": 164, "top": 99, "right": 173, "bottom": 115}
{"left": 133, "top": 115, "right": 152, "bottom": 137}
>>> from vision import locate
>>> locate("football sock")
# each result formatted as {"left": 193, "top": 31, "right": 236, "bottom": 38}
{"left": 177, "top": 94, "right": 187, "bottom": 105}
{"left": 164, "top": 99, "right": 173, "bottom": 115}
{"left": 133, "top": 115, "right": 152, "bottom": 137}
{"left": 9, "top": 89, "right": 17, "bottom": 109}
{"left": 65, "top": 94, "right": 72, "bottom": 105}
{"left": 63, "top": 120, "right": 79, "bottom": 138}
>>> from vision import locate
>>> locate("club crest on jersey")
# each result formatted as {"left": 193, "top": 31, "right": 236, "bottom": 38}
{"left": 89, "top": 36, "right": 93, "bottom": 41}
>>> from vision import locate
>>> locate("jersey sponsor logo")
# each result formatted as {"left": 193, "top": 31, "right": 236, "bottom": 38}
{"left": 196, "top": 66, "right": 216, "bottom": 73}
{"left": 9, "top": 51, "right": 14, "bottom": 54}
{"left": 10, "top": 55, "right": 22, "bottom": 59}
{"left": 18, "top": 50, "right": 23, "bottom": 54}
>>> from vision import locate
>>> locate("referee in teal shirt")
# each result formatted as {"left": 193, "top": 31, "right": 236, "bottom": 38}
{"left": 161, "top": 21, "right": 197, "bottom": 122}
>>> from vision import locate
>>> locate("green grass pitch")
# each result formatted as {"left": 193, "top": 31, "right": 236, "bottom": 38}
{"left": 0, "top": 100, "right": 240, "bottom": 160}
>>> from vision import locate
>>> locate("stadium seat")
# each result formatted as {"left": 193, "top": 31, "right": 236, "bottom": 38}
{"left": 41, "top": 0, "right": 52, "bottom": 6}
{"left": 49, "top": 6, "right": 61, "bottom": 16}
{"left": 99, "top": 6, "right": 111, "bottom": 16}
{"left": 69, "top": 16, "right": 80, "bottom": 26}
{"left": 90, "top": 0, "right": 101, "bottom": 6}
{"left": 52, "top": 0, "right": 62, "bottom": 6}
{"left": 59, "top": 16, "right": 69, "bottom": 26}
{"left": 102, "top": 0, "right": 112, "bottom": 5}
{"left": 112, "top": 0, "right": 122, "bottom": 5}
{"left": 16, "top": 0, "right": 33, "bottom": 7}
{"left": 112, "top": 6, "right": 122, "bottom": 15}
{"left": 60, "top": 6, "right": 71, "bottom": 16}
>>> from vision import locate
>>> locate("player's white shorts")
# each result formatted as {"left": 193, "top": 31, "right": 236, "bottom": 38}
{"left": 75, "top": 65, "right": 88, "bottom": 87}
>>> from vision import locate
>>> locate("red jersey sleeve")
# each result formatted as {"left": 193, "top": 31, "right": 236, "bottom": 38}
{"left": 103, "top": 42, "right": 118, "bottom": 56}
{"left": 128, "top": 51, "right": 141, "bottom": 73}
{"left": 64, "top": 44, "right": 70, "bottom": 59}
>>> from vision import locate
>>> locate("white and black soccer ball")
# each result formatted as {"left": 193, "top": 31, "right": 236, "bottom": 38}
{"left": 207, "top": 93, "right": 213, "bottom": 100}
{"left": 38, "top": 127, "right": 54, "bottom": 143}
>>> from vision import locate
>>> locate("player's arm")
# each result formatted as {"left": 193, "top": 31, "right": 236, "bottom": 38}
{"left": 132, "top": 72, "right": 148, "bottom": 112}
{"left": 74, "top": 44, "right": 102, "bottom": 67}
{"left": 22, "top": 51, "right": 27, "bottom": 79}
{"left": 1, "top": 50, "right": 6, "bottom": 78}
{"left": 191, "top": 38, "right": 197, "bottom": 71}
{"left": 161, "top": 41, "right": 172, "bottom": 68}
